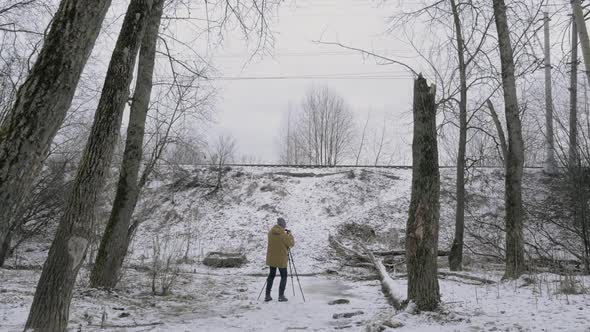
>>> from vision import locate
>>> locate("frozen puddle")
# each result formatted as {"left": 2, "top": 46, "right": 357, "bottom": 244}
{"left": 0, "top": 268, "right": 387, "bottom": 331}
{"left": 169, "top": 275, "right": 389, "bottom": 332}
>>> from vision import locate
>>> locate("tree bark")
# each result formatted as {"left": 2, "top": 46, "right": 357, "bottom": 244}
{"left": 25, "top": 1, "right": 153, "bottom": 330}
{"left": 449, "top": 0, "right": 467, "bottom": 272}
{"left": 405, "top": 75, "right": 440, "bottom": 311}
{"left": 90, "top": 0, "right": 164, "bottom": 290}
{"left": 544, "top": 12, "right": 557, "bottom": 175}
{"left": 571, "top": 0, "right": 590, "bottom": 87}
{"left": 492, "top": 0, "right": 526, "bottom": 280}
{"left": 0, "top": 0, "right": 112, "bottom": 268}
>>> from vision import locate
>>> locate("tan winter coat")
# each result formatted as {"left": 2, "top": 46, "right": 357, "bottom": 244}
{"left": 266, "top": 224, "right": 295, "bottom": 268}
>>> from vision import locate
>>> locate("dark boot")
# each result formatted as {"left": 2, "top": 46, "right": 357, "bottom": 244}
{"left": 264, "top": 294, "right": 273, "bottom": 302}
{"left": 278, "top": 294, "right": 288, "bottom": 302}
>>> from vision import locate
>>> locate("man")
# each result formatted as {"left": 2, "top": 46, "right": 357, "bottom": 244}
{"left": 265, "top": 217, "right": 295, "bottom": 302}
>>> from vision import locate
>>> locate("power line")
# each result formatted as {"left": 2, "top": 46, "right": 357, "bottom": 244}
{"left": 214, "top": 75, "right": 413, "bottom": 81}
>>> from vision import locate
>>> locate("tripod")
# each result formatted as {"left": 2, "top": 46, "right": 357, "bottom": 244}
{"left": 257, "top": 250, "right": 306, "bottom": 302}
{"left": 288, "top": 250, "right": 306, "bottom": 302}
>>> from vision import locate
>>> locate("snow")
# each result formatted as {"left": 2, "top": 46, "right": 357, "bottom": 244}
{"left": 1, "top": 166, "right": 590, "bottom": 331}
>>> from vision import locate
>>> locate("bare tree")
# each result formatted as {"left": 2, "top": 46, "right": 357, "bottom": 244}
{"left": 544, "top": 12, "right": 558, "bottom": 174}
{"left": 372, "top": 115, "right": 388, "bottom": 166}
{"left": 278, "top": 103, "right": 305, "bottom": 165}
{"left": 282, "top": 86, "right": 355, "bottom": 166}
{"left": 210, "top": 134, "right": 237, "bottom": 190}
{"left": 448, "top": 0, "right": 469, "bottom": 271}
{"left": 90, "top": 0, "right": 165, "bottom": 290}
{"left": 355, "top": 112, "right": 370, "bottom": 166}
{"left": 492, "top": 0, "right": 526, "bottom": 279}
{"left": 0, "top": 0, "right": 111, "bottom": 267}
{"left": 25, "top": 0, "right": 153, "bottom": 329}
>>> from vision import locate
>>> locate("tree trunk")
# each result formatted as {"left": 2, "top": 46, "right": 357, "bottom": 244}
{"left": 570, "top": 18, "right": 579, "bottom": 168}
{"left": 90, "top": 0, "right": 164, "bottom": 289}
{"left": 0, "top": 0, "right": 112, "bottom": 268}
{"left": 544, "top": 12, "right": 557, "bottom": 175}
{"left": 569, "top": 18, "right": 587, "bottom": 274}
{"left": 405, "top": 75, "right": 440, "bottom": 311}
{"left": 492, "top": 0, "right": 526, "bottom": 280}
{"left": 25, "top": 1, "right": 153, "bottom": 330}
{"left": 0, "top": 230, "right": 11, "bottom": 266}
{"left": 571, "top": 0, "right": 590, "bottom": 87}
{"left": 449, "top": 0, "right": 467, "bottom": 272}
{"left": 487, "top": 100, "right": 508, "bottom": 166}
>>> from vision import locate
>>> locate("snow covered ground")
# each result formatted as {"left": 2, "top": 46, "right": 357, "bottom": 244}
{"left": 2, "top": 267, "right": 589, "bottom": 331}
{"left": 1, "top": 166, "right": 589, "bottom": 331}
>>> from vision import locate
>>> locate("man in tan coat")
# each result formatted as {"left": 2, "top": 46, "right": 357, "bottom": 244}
{"left": 265, "top": 217, "right": 295, "bottom": 302}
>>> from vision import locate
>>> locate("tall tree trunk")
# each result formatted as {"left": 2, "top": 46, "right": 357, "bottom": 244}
{"left": 569, "top": 18, "right": 587, "bottom": 273}
{"left": 90, "top": 0, "right": 164, "bottom": 289}
{"left": 449, "top": 0, "right": 467, "bottom": 272}
{"left": 570, "top": 18, "right": 579, "bottom": 168}
{"left": 571, "top": 0, "right": 590, "bottom": 87}
{"left": 544, "top": 12, "right": 557, "bottom": 175}
{"left": 405, "top": 75, "right": 440, "bottom": 311}
{"left": 0, "top": 0, "right": 112, "bottom": 267}
{"left": 492, "top": 0, "right": 526, "bottom": 280}
{"left": 25, "top": 1, "right": 153, "bottom": 330}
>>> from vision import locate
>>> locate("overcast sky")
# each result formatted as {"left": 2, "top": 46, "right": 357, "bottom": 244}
{"left": 202, "top": 0, "right": 423, "bottom": 164}
{"left": 89, "top": 0, "right": 574, "bottom": 166}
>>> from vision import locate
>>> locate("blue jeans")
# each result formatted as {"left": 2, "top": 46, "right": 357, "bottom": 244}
{"left": 266, "top": 266, "right": 287, "bottom": 296}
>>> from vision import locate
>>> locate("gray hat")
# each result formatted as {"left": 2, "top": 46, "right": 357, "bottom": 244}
{"left": 277, "top": 217, "right": 286, "bottom": 228}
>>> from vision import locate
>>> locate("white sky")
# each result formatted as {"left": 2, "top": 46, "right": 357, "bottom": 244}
{"left": 88, "top": 0, "right": 574, "bottom": 166}
{"left": 203, "top": 0, "right": 422, "bottom": 164}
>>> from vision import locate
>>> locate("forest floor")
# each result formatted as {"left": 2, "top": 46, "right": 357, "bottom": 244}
{"left": 1, "top": 167, "right": 590, "bottom": 331}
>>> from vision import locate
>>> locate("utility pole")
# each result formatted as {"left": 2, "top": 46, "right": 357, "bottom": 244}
{"left": 544, "top": 12, "right": 557, "bottom": 174}
{"left": 571, "top": 0, "right": 590, "bottom": 86}
{"left": 570, "top": 17, "right": 579, "bottom": 167}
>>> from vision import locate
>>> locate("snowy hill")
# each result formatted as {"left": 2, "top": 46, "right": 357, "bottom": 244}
{"left": 126, "top": 166, "right": 541, "bottom": 274}
{"left": 2, "top": 166, "right": 590, "bottom": 332}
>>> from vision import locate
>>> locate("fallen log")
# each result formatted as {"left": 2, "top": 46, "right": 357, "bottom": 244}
{"left": 393, "top": 272, "right": 495, "bottom": 285}
{"left": 330, "top": 236, "right": 404, "bottom": 310}
{"left": 92, "top": 322, "right": 163, "bottom": 328}
{"left": 328, "top": 235, "right": 371, "bottom": 262}
{"left": 438, "top": 271, "right": 495, "bottom": 284}
{"left": 366, "top": 250, "right": 403, "bottom": 310}
{"left": 373, "top": 250, "right": 450, "bottom": 257}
